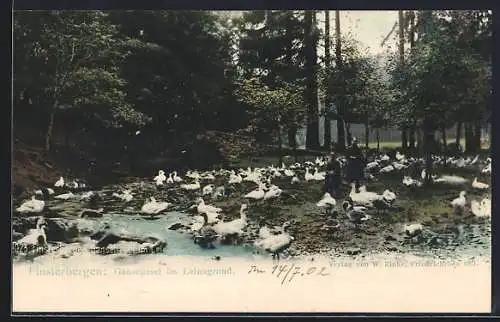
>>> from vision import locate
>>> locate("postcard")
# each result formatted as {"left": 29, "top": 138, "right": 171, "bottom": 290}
{"left": 12, "top": 9, "right": 492, "bottom": 313}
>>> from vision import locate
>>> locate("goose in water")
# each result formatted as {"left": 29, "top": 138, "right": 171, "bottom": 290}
{"left": 141, "top": 197, "right": 171, "bottom": 215}
{"left": 54, "top": 177, "right": 64, "bottom": 188}
{"left": 202, "top": 184, "right": 215, "bottom": 196}
{"left": 245, "top": 183, "right": 266, "bottom": 200}
{"left": 112, "top": 189, "right": 133, "bottom": 202}
{"left": 80, "top": 208, "right": 104, "bottom": 218}
{"left": 212, "top": 204, "right": 248, "bottom": 242}
{"left": 254, "top": 221, "right": 294, "bottom": 260}
{"left": 54, "top": 192, "right": 75, "bottom": 200}
{"left": 180, "top": 179, "right": 200, "bottom": 191}
{"left": 451, "top": 191, "right": 467, "bottom": 211}
{"left": 404, "top": 223, "right": 423, "bottom": 237}
{"left": 14, "top": 216, "right": 48, "bottom": 253}
{"left": 193, "top": 213, "right": 220, "bottom": 249}
{"left": 196, "top": 197, "right": 223, "bottom": 214}
{"left": 471, "top": 198, "right": 491, "bottom": 218}
{"left": 154, "top": 170, "right": 167, "bottom": 186}
{"left": 16, "top": 196, "right": 45, "bottom": 213}
{"left": 173, "top": 171, "right": 183, "bottom": 183}
{"left": 472, "top": 177, "right": 489, "bottom": 190}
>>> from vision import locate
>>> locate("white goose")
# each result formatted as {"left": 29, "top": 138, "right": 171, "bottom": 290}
{"left": 244, "top": 184, "right": 266, "bottom": 200}
{"left": 54, "top": 192, "right": 75, "bottom": 200}
{"left": 451, "top": 191, "right": 467, "bottom": 209}
{"left": 16, "top": 196, "right": 45, "bottom": 213}
{"left": 379, "top": 165, "right": 395, "bottom": 174}
{"left": 402, "top": 176, "right": 422, "bottom": 187}
{"left": 263, "top": 185, "right": 282, "bottom": 200}
{"left": 34, "top": 188, "right": 55, "bottom": 196}
{"left": 304, "top": 168, "right": 315, "bottom": 182}
{"left": 382, "top": 189, "right": 396, "bottom": 205}
{"left": 15, "top": 217, "right": 48, "bottom": 249}
{"left": 481, "top": 163, "right": 491, "bottom": 175}
{"left": 349, "top": 183, "right": 381, "bottom": 207}
{"left": 434, "top": 175, "right": 468, "bottom": 185}
{"left": 472, "top": 177, "right": 489, "bottom": 190}
{"left": 404, "top": 223, "right": 423, "bottom": 237}
{"left": 284, "top": 168, "right": 295, "bottom": 177}
{"left": 212, "top": 204, "right": 248, "bottom": 236}
{"left": 316, "top": 192, "right": 336, "bottom": 208}
{"left": 291, "top": 176, "right": 300, "bottom": 184}
{"left": 173, "top": 171, "right": 183, "bottom": 182}
{"left": 54, "top": 177, "right": 64, "bottom": 188}
{"left": 471, "top": 198, "right": 491, "bottom": 218}
{"left": 181, "top": 179, "right": 200, "bottom": 191}
{"left": 154, "top": 170, "right": 167, "bottom": 186}
{"left": 202, "top": 184, "right": 215, "bottom": 196}
{"left": 395, "top": 151, "right": 405, "bottom": 161}
{"left": 228, "top": 173, "right": 243, "bottom": 184}
{"left": 196, "top": 197, "right": 222, "bottom": 214}
{"left": 141, "top": 197, "right": 170, "bottom": 215}
{"left": 254, "top": 221, "right": 294, "bottom": 260}
{"left": 166, "top": 173, "right": 174, "bottom": 184}
{"left": 112, "top": 189, "right": 133, "bottom": 202}
{"left": 312, "top": 167, "right": 326, "bottom": 181}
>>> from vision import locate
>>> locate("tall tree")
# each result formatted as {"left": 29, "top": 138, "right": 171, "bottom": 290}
{"left": 398, "top": 10, "right": 408, "bottom": 151}
{"left": 304, "top": 10, "right": 320, "bottom": 149}
{"left": 323, "top": 10, "right": 332, "bottom": 150}
{"left": 334, "top": 10, "right": 346, "bottom": 151}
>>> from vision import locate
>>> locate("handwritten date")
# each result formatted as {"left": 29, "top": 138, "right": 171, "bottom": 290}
{"left": 248, "top": 264, "right": 330, "bottom": 285}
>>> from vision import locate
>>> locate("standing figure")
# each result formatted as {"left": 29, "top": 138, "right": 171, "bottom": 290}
{"left": 346, "top": 138, "right": 365, "bottom": 192}
{"left": 323, "top": 152, "right": 342, "bottom": 197}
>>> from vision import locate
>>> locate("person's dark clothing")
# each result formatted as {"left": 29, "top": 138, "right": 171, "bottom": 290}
{"left": 324, "top": 158, "right": 341, "bottom": 195}
{"left": 346, "top": 143, "right": 365, "bottom": 187}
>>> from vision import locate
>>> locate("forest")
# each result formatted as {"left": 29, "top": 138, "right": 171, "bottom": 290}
{"left": 13, "top": 10, "right": 492, "bottom": 189}
{"left": 12, "top": 10, "right": 492, "bottom": 271}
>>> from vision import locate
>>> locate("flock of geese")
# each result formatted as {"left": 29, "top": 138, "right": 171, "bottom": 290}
{"left": 13, "top": 151, "right": 492, "bottom": 260}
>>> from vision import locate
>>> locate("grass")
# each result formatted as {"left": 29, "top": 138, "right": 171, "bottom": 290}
{"left": 366, "top": 138, "right": 490, "bottom": 150}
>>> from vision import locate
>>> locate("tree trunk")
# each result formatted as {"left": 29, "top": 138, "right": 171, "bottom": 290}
{"left": 398, "top": 11, "right": 406, "bottom": 151}
{"left": 423, "top": 128, "right": 434, "bottom": 185}
{"left": 287, "top": 126, "right": 298, "bottom": 162}
{"left": 335, "top": 10, "right": 345, "bottom": 152}
{"left": 277, "top": 126, "right": 283, "bottom": 165}
{"left": 474, "top": 122, "right": 482, "bottom": 152}
{"left": 44, "top": 103, "right": 58, "bottom": 155}
{"left": 304, "top": 10, "right": 320, "bottom": 149}
{"left": 455, "top": 121, "right": 462, "bottom": 151}
{"left": 416, "top": 127, "right": 423, "bottom": 155}
{"left": 376, "top": 128, "right": 380, "bottom": 152}
{"left": 465, "top": 123, "right": 474, "bottom": 154}
{"left": 409, "top": 124, "right": 416, "bottom": 152}
{"left": 323, "top": 10, "right": 331, "bottom": 150}
{"left": 441, "top": 126, "right": 447, "bottom": 155}
{"left": 364, "top": 120, "right": 369, "bottom": 149}
{"left": 345, "top": 122, "right": 352, "bottom": 145}
{"left": 402, "top": 129, "right": 408, "bottom": 150}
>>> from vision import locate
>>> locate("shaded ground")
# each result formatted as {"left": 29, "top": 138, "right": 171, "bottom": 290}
{"left": 12, "top": 152, "right": 491, "bottom": 262}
